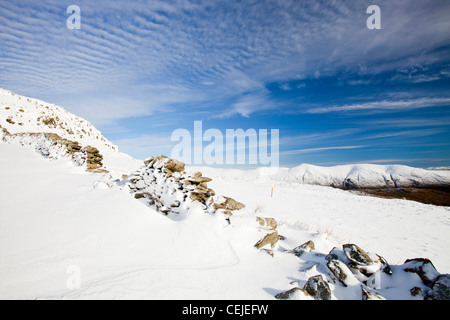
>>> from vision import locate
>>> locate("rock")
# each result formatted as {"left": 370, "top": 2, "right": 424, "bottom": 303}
{"left": 213, "top": 202, "right": 226, "bottom": 210}
{"left": 327, "top": 259, "right": 355, "bottom": 287}
{"left": 325, "top": 247, "right": 340, "bottom": 261}
{"left": 144, "top": 155, "right": 167, "bottom": 166}
{"left": 190, "top": 192, "right": 210, "bottom": 204}
{"left": 424, "top": 274, "right": 450, "bottom": 300}
{"left": 403, "top": 258, "right": 440, "bottom": 286}
{"left": 224, "top": 197, "right": 245, "bottom": 210}
{"left": 376, "top": 254, "right": 393, "bottom": 275}
{"left": 170, "top": 201, "right": 181, "bottom": 208}
{"left": 83, "top": 146, "right": 99, "bottom": 154}
{"left": 256, "top": 217, "right": 277, "bottom": 230}
{"left": 144, "top": 155, "right": 185, "bottom": 172}
{"left": 214, "top": 197, "right": 245, "bottom": 211}
{"left": 134, "top": 193, "right": 145, "bottom": 199}
{"left": 410, "top": 287, "right": 423, "bottom": 297}
{"left": 82, "top": 145, "right": 103, "bottom": 168}
{"left": 254, "top": 231, "right": 279, "bottom": 249}
{"left": 87, "top": 163, "right": 101, "bottom": 170}
{"left": 361, "top": 287, "right": 386, "bottom": 300}
{"left": 343, "top": 178, "right": 358, "bottom": 189}
{"left": 159, "top": 207, "right": 170, "bottom": 215}
{"left": 343, "top": 244, "right": 373, "bottom": 266}
{"left": 195, "top": 185, "right": 215, "bottom": 196}
{"left": 185, "top": 172, "right": 212, "bottom": 184}
{"left": 165, "top": 158, "right": 185, "bottom": 172}
{"left": 303, "top": 275, "right": 332, "bottom": 300}
{"left": 275, "top": 287, "right": 310, "bottom": 300}
{"left": 261, "top": 249, "right": 274, "bottom": 257}
{"left": 222, "top": 210, "right": 233, "bottom": 219}
{"left": 164, "top": 168, "right": 173, "bottom": 178}
{"left": 91, "top": 168, "right": 109, "bottom": 174}
{"left": 288, "top": 240, "right": 315, "bottom": 257}
{"left": 325, "top": 247, "right": 349, "bottom": 263}
{"left": 66, "top": 141, "right": 82, "bottom": 152}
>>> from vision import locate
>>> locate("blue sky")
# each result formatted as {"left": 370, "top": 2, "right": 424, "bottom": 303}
{"left": 1, "top": 0, "right": 450, "bottom": 167}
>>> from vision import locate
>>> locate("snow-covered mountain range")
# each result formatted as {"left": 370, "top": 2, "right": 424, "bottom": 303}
{"left": 194, "top": 163, "right": 450, "bottom": 190}
{"left": 1, "top": 89, "right": 449, "bottom": 300}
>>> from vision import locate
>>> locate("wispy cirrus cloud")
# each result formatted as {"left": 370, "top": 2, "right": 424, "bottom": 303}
{"left": 305, "top": 97, "right": 450, "bottom": 114}
{"left": 360, "top": 128, "right": 445, "bottom": 140}
{"left": 2, "top": 0, "right": 450, "bottom": 123}
{"left": 112, "top": 134, "right": 175, "bottom": 160}
{"left": 281, "top": 145, "right": 366, "bottom": 155}
{"left": 349, "top": 158, "right": 450, "bottom": 164}
{"left": 2, "top": 0, "right": 450, "bottom": 167}
{"left": 360, "top": 117, "right": 450, "bottom": 128}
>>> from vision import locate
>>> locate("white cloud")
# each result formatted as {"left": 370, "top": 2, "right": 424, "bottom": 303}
{"left": 112, "top": 134, "right": 175, "bottom": 160}
{"left": 1, "top": 0, "right": 450, "bottom": 123}
{"left": 361, "top": 128, "right": 444, "bottom": 140}
{"left": 281, "top": 145, "right": 366, "bottom": 155}
{"left": 306, "top": 97, "right": 450, "bottom": 114}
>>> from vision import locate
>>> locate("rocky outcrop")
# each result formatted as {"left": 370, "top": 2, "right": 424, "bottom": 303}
{"left": 276, "top": 241, "right": 449, "bottom": 300}
{"left": 287, "top": 240, "right": 315, "bottom": 257}
{"left": 256, "top": 217, "right": 277, "bottom": 231}
{"left": 0, "top": 89, "right": 118, "bottom": 152}
{"left": 214, "top": 196, "right": 245, "bottom": 211}
{"left": 361, "top": 287, "right": 386, "bottom": 300}
{"left": 425, "top": 274, "right": 450, "bottom": 300}
{"left": 274, "top": 287, "right": 310, "bottom": 300}
{"left": 403, "top": 258, "right": 440, "bottom": 287}
{"left": 123, "top": 155, "right": 245, "bottom": 220}
{"left": 303, "top": 275, "right": 332, "bottom": 300}
{"left": 327, "top": 259, "right": 356, "bottom": 287}
{"left": 276, "top": 274, "right": 332, "bottom": 300}
{"left": 145, "top": 156, "right": 185, "bottom": 173}
{"left": 343, "top": 243, "right": 373, "bottom": 266}
{"left": 254, "top": 231, "right": 279, "bottom": 250}
{"left": 410, "top": 286, "right": 423, "bottom": 297}
{"left": 83, "top": 146, "right": 104, "bottom": 171}
{"left": 254, "top": 216, "right": 280, "bottom": 252}
{"left": 1, "top": 128, "right": 107, "bottom": 173}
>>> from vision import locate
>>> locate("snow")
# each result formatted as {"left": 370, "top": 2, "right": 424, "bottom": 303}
{"left": 1, "top": 89, "right": 450, "bottom": 300}
{"left": 190, "top": 163, "right": 450, "bottom": 189}
{"left": 0, "top": 144, "right": 305, "bottom": 299}
{"left": 0, "top": 88, "right": 142, "bottom": 177}
{"left": 192, "top": 166, "right": 450, "bottom": 273}
{"left": 1, "top": 142, "right": 449, "bottom": 299}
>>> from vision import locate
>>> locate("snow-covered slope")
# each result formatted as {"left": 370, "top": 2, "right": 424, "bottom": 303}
{"left": 199, "top": 167, "right": 450, "bottom": 270}
{"left": 192, "top": 163, "right": 450, "bottom": 189}
{"left": 0, "top": 88, "right": 141, "bottom": 176}
{"left": 0, "top": 88, "right": 117, "bottom": 151}
{"left": 1, "top": 89, "right": 449, "bottom": 300}
{"left": 1, "top": 143, "right": 449, "bottom": 300}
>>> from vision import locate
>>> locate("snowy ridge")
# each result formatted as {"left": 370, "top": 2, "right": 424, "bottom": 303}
{"left": 193, "top": 163, "right": 450, "bottom": 189}
{"left": 0, "top": 88, "right": 117, "bottom": 153}
{"left": 0, "top": 89, "right": 142, "bottom": 176}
